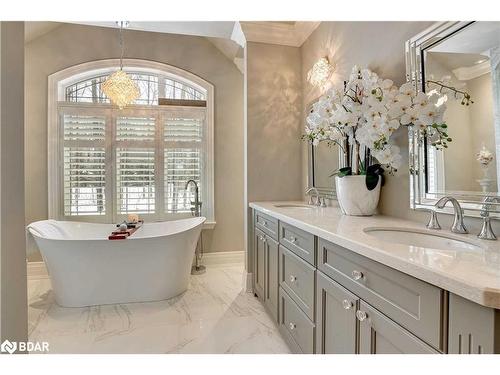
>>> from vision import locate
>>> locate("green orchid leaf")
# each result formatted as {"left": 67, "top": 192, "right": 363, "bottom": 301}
{"left": 337, "top": 167, "right": 352, "bottom": 178}
{"left": 365, "top": 174, "right": 379, "bottom": 191}
{"left": 365, "top": 163, "right": 385, "bottom": 190}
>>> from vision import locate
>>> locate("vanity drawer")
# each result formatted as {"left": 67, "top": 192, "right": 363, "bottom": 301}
{"left": 279, "top": 287, "right": 315, "bottom": 354}
{"left": 279, "top": 245, "right": 316, "bottom": 321}
{"left": 317, "top": 238, "right": 444, "bottom": 350}
{"left": 279, "top": 222, "right": 315, "bottom": 265}
{"left": 255, "top": 211, "right": 278, "bottom": 240}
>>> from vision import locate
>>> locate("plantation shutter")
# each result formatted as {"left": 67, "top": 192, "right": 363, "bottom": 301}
{"left": 164, "top": 109, "right": 205, "bottom": 214}
{"left": 62, "top": 114, "right": 107, "bottom": 216}
{"left": 115, "top": 116, "right": 157, "bottom": 214}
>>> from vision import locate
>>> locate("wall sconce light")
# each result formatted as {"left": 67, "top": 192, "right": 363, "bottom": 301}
{"left": 307, "top": 57, "right": 334, "bottom": 88}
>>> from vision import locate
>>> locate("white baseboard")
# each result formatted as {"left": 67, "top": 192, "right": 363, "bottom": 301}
{"left": 27, "top": 251, "right": 246, "bottom": 280}
{"left": 201, "top": 251, "right": 245, "bottom": 265}
{"left": 27, "top": 261, "right": 48, "bottom": 280}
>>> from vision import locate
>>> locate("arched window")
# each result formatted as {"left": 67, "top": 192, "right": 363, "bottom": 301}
{"left": 48, "top": 59, "right": 214, "bottom": 225}
{"left": 65, "top": 72, "right": 206, "bottom": 104}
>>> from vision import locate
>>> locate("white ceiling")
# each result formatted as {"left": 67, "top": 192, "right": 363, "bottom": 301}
{"left": 239, "top": 21, "right": 320, "bottom": 47}
{"left": 75, "top": 21, "right": 246, "bottom": 46}
{"left": 59, "top": 21, "right": 320, "bottom": 47}
{"left": 24, "top": 21, "right": 61, "bottom": 42}
{"left": 24, "top": 21, "right": 319, "bottom": 74}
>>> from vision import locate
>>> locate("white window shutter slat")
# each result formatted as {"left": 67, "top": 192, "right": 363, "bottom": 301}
{"left": 62, "top": 114, "right": 106, "bottom": 216}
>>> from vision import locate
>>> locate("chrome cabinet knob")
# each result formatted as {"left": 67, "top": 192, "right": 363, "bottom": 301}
{"left": 263, "top": 221, "right": 268, "bottom": 227}
{"left": 289, "top": 236, "right": 297, "bottom": 244}
{"left": 356, "top": 310, "right": 367, "bottom": 322}
{"left": 289, "top": 322, "right": 296, "bottom": 330}
{"left": 351, "top": 270, "right": 363, "bottom": 281}
{"left": 289, "top": 275, "right": 297, "bottom": 283}
{"left": 342, "top": 299, "right": 353, "bottom": 310}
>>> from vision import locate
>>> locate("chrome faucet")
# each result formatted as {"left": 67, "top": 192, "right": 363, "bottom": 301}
{"left": 433, "top": 196, "right": 468, "bottom": 234}
{"left": 185, "top": 180, "right": 202, "bottom": 217}
{"left": 185, "top": 179, "right": 206, "bottom": 275}
{"left": 305, "top": 187, "right": 321, "bottom": 206}
{"left": 478, "top": 196, "right": 499, "bottom": 240}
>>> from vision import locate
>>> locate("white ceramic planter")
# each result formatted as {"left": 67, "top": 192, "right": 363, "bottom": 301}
{"left": 335, "top": 175, "right": 381, "bottom": 216}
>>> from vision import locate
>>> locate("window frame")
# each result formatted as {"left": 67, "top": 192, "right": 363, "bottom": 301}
{"left": 48, "top": 59, "right": 215, "bottom": 227}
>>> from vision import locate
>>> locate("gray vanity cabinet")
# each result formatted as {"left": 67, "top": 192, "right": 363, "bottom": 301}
{"left": 264, "top": 236, "right": 279, "bottom": 321}
{"left": 317, "top": 238, "right": 444, "bottom": 350}
{"left": 251, "top": 207, "right": 500, "bottom": 354}
{"left": 358, "top": 301, "right": 439, "bottom": 354}
{"left": 254, "top": 228, "right": 266, "bottom": 301}
{"left": 254, "top": 227, "right": 279, "bottom": 321}
{"left": 448, "top": 293, "right": 500, "bottom": 354}
{"left": 316, "top": 272, "right": 359, "bottom": 354}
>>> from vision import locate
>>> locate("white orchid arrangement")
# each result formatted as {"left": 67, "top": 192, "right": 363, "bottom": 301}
{"left": 305, "top": 65, "right": 450, "bottom": 176}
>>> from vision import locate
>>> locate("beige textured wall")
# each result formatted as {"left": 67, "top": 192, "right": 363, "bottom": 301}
{"left": 246, "top": 42, "right": 303, "bottom": 203}
{"left": 301, "top": 22, "right": 435, "bottom": 221}
{"left": 1, "top": 21, "right": 28, "bottom": 344}
{"left": 299, "top": 21, "right": 500, "bottom": 233}
{"left": 245, "top": 42, "right": 303, "bottom": 273}
{"left": 25, "top": 23, "right": 244, "bottom": 259}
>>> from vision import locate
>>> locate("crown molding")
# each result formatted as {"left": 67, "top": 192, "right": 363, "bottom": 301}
{"left": 453, "top": 60, "right": 491, "bottom": 81}
{"left": 240, "top": 21, "right": 320, "bottom": 47}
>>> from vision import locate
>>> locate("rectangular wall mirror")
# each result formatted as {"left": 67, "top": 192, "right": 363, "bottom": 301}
{"left": 407, "top": 21, "right": 500, "bottom": 218}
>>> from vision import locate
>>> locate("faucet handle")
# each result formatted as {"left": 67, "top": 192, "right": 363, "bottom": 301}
{"left": 308, "top": 195, "right": 314, "bottom": 205}
{"left": 320, "top": 196, "right": 327, "bottom": 208}
{"left": 426, "top": 210, "right": 441, "bottom": 230}
{"left": 478, "top": 216, "right": 497, "bottom": 240}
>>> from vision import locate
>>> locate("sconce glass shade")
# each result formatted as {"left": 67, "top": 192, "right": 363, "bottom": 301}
{"left": 102, "top": 70, "right": 140, "bottom": 109}
{"left": 307, "top": 57, "right": 334, "bottom": 87}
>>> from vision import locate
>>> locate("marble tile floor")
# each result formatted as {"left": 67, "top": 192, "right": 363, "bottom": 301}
{"left": 28, "top": 262, "right": 290, "bottom": 354}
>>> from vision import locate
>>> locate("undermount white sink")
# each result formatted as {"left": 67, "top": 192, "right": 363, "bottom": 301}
{"left": 363, "top": 227, "right": 483, "bottom": 251}
{"left": 273, "top": 204, "right": 315, "bottom": 209}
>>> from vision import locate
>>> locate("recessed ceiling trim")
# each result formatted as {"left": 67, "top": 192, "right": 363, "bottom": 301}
{"left": 453, "top": 60, "right": 491, "bottom": 81}
{"left": 240, "top": 21, "right": 320, "bottom": 47}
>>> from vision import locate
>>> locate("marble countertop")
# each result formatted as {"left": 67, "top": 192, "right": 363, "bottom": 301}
{"left": 250, "top": 201, "right": 500, "bottom": 309}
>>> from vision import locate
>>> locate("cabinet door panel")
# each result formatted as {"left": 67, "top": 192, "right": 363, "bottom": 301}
{"left": 264, "top": 237, "right": 279, "bottom": 321}
{"left": 358, "top": 301, "right": 439, "bottom": 354}
{"left": 280, "top": 245, "right": 316, "bottom": 321}
{"left": 316, "top": 272, "right": 358, "bottom": 354}
{"left": 254, "top": 229, "right": 265, "bottom": 300}
{"left": 279, "top": 287, "right": 315, "bottom": 353}
{"left": 448, "top": 293, "right": 497, "bottom": 354}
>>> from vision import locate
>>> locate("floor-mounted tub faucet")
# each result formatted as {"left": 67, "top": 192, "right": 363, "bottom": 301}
{"left": 185, "top": 179, "right": 205, "bottom": 274}
{"left": 185, "top": 179, "right": 202, "bottom": 217}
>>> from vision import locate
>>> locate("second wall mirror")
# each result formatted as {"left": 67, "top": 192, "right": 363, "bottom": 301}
{"left": 406, "top": 21, "right": 500, "bottom": 218}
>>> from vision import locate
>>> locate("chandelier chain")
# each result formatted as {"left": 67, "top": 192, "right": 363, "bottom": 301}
{"left": 119, "top": 22, "right": 124, "bottom": 70}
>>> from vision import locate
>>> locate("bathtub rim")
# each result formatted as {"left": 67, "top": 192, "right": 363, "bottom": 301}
{"left": 27, "top": 216, "right": 206, "bottom": 242}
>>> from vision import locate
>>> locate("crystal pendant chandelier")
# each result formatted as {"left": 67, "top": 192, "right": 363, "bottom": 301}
{"left": 102, "top": 21, "right": 140, "bottom": 109}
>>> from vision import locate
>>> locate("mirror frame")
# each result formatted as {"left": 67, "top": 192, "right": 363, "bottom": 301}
{"left": 306, "top": 99, "right": 342, "bottom": 199}
{"left": 406, "top": 21, "right": 500, "bottom": 218}
{"left": 307, "top": 142, "right": 338, "bottom": 199}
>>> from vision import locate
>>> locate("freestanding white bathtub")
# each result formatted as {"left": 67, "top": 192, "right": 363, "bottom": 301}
{"left": 27, "top": 217, "right": 205, "bottom": 307}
